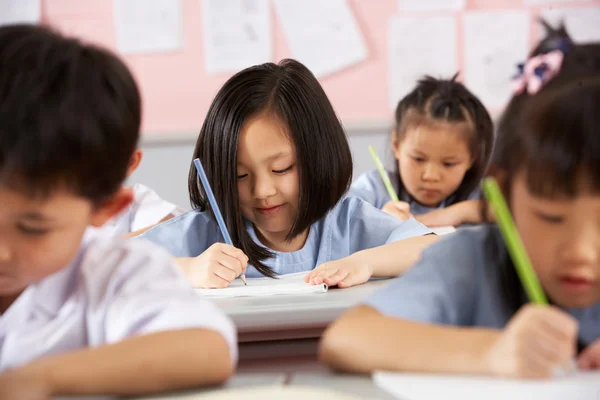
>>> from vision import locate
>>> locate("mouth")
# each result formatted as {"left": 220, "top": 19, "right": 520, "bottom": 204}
{"left": 419, "top": 188, "right": 441, "bottom": 196}
{"left": 255, "top": 204, "right": 283, "bottom": 216}
{"left": 559, "top": 275, "right": 595, "bottom": 293}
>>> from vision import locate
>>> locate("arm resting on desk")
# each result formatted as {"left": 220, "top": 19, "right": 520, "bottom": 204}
{"left": 415, "top": 199, "right": 483, "bottom": 227}
{"left": 1, "top": 328, "right": 233, "bottom": 397}
{"left": 319, "top": 305, "right": 499, "bottom": 375}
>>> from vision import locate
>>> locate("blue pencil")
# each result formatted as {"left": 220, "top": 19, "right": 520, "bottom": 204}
{"left": 193, "top": 158, "right": 247, "bottom": 285}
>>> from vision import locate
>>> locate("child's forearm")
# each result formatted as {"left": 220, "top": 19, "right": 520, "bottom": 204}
{"left": 416, "top": 200, "right": 483, "bottom": 227}
{"left": 351, "top": 235, "right": 440, "bottom": 277}
{"left": 319, "top": 306, "right": 500, "bottom": 375}
{"left": 20, "top": 329, "right": 233, "bottom": 396}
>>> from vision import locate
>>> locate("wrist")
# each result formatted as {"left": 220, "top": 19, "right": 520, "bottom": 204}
{"left": 349, "top": 250, "right": 375, "bottom": 277}
{"left": 471, "top": 329, "right": 502, "bottom": 376}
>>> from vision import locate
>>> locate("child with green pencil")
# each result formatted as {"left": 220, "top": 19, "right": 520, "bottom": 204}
{"left": 349, "top": 76, "right": 493, "bottom": 226}
{"left": 319, "top": 28, "right": 600, "bottom": 378}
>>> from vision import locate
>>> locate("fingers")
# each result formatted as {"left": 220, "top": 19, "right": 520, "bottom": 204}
{"left": 578, "top": 341, "right": 600, "bottom": 370}
{"left": 217, "top": 243, "right": 249, "bottom": 273}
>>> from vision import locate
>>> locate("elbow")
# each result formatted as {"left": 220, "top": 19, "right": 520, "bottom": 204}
{"left": 318, "top": 309, "right": 371, "bottom": 374}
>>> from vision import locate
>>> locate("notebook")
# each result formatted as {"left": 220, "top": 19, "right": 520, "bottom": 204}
{"left": 373, "top": 370, "right": 600, "bottom": 400}
{"left": 196, "top": 272, "right": 328, "bottom": 298}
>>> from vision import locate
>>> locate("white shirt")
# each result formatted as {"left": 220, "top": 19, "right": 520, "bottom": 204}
{"left": 0, "top": 234, "right": 237, "bottom": 371}
{"left": 95, "top": 183, "right": 181, "bottom": 236}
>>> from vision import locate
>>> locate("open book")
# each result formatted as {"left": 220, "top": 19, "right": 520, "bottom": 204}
{"left": 373, "top": 370, "right": 600, "bottom": 400}
{"left": 196, "top": 272, "right": 328, "bottom": 298}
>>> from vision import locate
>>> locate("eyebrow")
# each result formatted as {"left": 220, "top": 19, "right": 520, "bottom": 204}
{"left": 264, "top": 152, "right": 292, "bottom": 162}
{"left": 410, "top": 149, "right": 464, "bottom": 160}
{"left": 18, "top": 212, "right": 55, "bottom": 222}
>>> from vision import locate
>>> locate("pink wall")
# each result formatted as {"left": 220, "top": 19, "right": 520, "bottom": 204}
{"left": 42, "top": 0, "right": 600, "bottom": 137}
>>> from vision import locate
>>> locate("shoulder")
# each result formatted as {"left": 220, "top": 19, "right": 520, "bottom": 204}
{"left": 78, "top": 235, "right": 182, "bottom": 290}
{"left": 137, "top": 209, "right": 218, "bottom": 257}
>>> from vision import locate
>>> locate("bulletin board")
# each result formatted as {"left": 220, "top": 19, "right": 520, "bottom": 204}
{"left": 37, "top": 0, "right": 600, "bottom": 142}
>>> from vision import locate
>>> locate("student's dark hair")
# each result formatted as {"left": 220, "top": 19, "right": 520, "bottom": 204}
{"left": 0, "top": 24, "right": 141, "bottom": 203}
{"left": 529, "top": 19, "right": 574, "bottom": 57}
{"left": 188, "top": 59, "right": 353, "bottom": 278}
{"left": 392, "top": 75, "right": 493, "bottom": 205}
{"left": 484, "top": 25, "right": 600, "bottom": 316}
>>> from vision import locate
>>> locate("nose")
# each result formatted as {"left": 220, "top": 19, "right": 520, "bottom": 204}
{"left": 422, "top": 163, "right": 441, "bottom": 182}
{"left": 561, "top": 225, "right": 599, "bottom": 269}
{"left": 252, "top": 174, "right": 277, "bottom": 200}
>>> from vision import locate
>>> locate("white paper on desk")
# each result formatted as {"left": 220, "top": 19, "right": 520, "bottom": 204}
{"left": 114, "top": 0, "right": 183, "bottom": 54}
{"left": 202, "top": 0, "right": 271, "bottom": 74}
{"left": 397, "top": 0, "right": 465, "bottom": 12}
{"left": 389, "top": 16, "right": 457, "bottom": 109}
{"left": 540, "top": 7, "right": 600, "bottom": 44}
{"left": 463, "top": 10, "right": 530, "bottom": 109}
{"left": 0, "top": 0, "right": 41, "bottom": 26}
{"left": 431, "top": 226, "right": 456, "bottom": 235}
{"left": 196, "top": 272, "right": 328, "bottom": 298}
{"left": 374, "top": 371, "right": 600, "bottom": 400}
{"left": 272, "top": 0, "right": 367, "bottom": 78}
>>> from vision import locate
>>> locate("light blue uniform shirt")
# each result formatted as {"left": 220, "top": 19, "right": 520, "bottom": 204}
{"left": 349, "top": 169, "right": 479, "bottom": 215}
{"left": 139, "top": 196, "right": 432, "bottom": 278}
{"left": 364, "top": 225, "right": 600, "bottom": 345}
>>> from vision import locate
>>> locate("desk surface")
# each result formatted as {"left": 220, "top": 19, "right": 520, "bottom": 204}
{"left": 61, "top": 372, "right": 393, "bottom": 400}
{"left": 289, "top": 372, "right": 395, "bottom": 400}
{"left": 213, "top": 279, "right": 391, "bottom": 338}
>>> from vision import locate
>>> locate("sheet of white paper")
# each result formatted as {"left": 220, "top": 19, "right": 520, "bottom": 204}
{"left": 196, "top": 272, "right": 328, "bottom": 298}
{"left": 272, "top": 0, "right": 367, "bottom": 78}
{"left": 463, "top": 10, "right": 530, "bottom": 109}
{"left": 431, "top": 226, "right": 456, "bottom": 235}
{"left": 143, "top": 385, "right": 361, "bottom": 400}
{"left": 540, "top": 7, "right": 600, "bottom": 43}
{"left": 388, "top": 16, "right": 458, "bottom": 109}
{"left": 113, "top": 0, "right": 183, "bottom": 54}
{"left": 397, "top": 0, "right": 465, "bottom": 11}
{"left": 202, "top": 0, "right": 271, "bottom": 74}
{"left": 374, "top": 371, "right": 600, "bottom": 400}
{"left": 0, "top": 0, "right": 41, "bottom": 26}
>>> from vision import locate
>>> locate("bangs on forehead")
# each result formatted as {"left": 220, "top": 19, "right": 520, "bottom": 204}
{"left": 519, "top": 80, "right": 600, "bottom": 199}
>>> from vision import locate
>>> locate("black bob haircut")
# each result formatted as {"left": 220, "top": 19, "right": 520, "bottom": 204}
{"left": 0, "top": 24, "right": 141, "bottom": 204}
{"left": 188, "top": 59, "right": 353, "bottom": 278}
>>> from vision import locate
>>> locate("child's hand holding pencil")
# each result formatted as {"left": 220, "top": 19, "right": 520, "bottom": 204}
{"left": 481, "top": 304, "right": 578, "bottom": 379}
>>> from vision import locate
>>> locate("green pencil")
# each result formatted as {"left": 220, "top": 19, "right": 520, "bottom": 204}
{"left": 369, "top": 145, "right": 399, "bottom": 202}
{"left": 482, "top": 178, "right": 548, "bottom": 305}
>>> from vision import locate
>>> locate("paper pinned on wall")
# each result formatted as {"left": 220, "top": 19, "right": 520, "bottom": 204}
{"left": 0, "top": 0, "right": 41, "bottom": 26}
{"left": 202, "top": 0, "right": 271, "bottom": 74}
{"left": 397, "top": 0, "right": 465, "bottom": 12}
{"left": 113, "top": 0, "right": 184, "bottom": 54}
{"left": 196, "top": 272, "right": 328, "bottom": 298}
{"left": 525, "top": 0, "right": 580, "bottom": 4}
{"left": 463, "top": 10, "right": 530, "bottom": 109}
{"left": 540, "top": 7, "right": 600, "bottom": 43}
{"left": 388, "top": 16, "right": 458, "bottom": 109}
{"left": 272, "top": 0, "right": 367, "bottom": 78}
{"left": 374, "top": 370, "right": 600, "bottom": 400}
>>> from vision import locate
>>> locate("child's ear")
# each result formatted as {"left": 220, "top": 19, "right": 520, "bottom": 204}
{"left": 126, "top": 149, "right": 143, "bottom": 177}
{"left": 391, "top": 132, "right": 401, "bottom": 160}
{"left": 89, "top": 186, "right": 134, "bottom": 227}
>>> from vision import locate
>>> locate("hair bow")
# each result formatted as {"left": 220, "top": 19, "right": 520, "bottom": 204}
{"left": 512, "top": 50, "right": 564, "bottom": 95}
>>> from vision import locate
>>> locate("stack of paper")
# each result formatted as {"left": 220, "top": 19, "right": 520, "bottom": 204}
{"left": 196, "top": 272, "right": 328, "bottom": 298}
{"left": 374, "top": 370, "right": 600, "bottom": 400}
